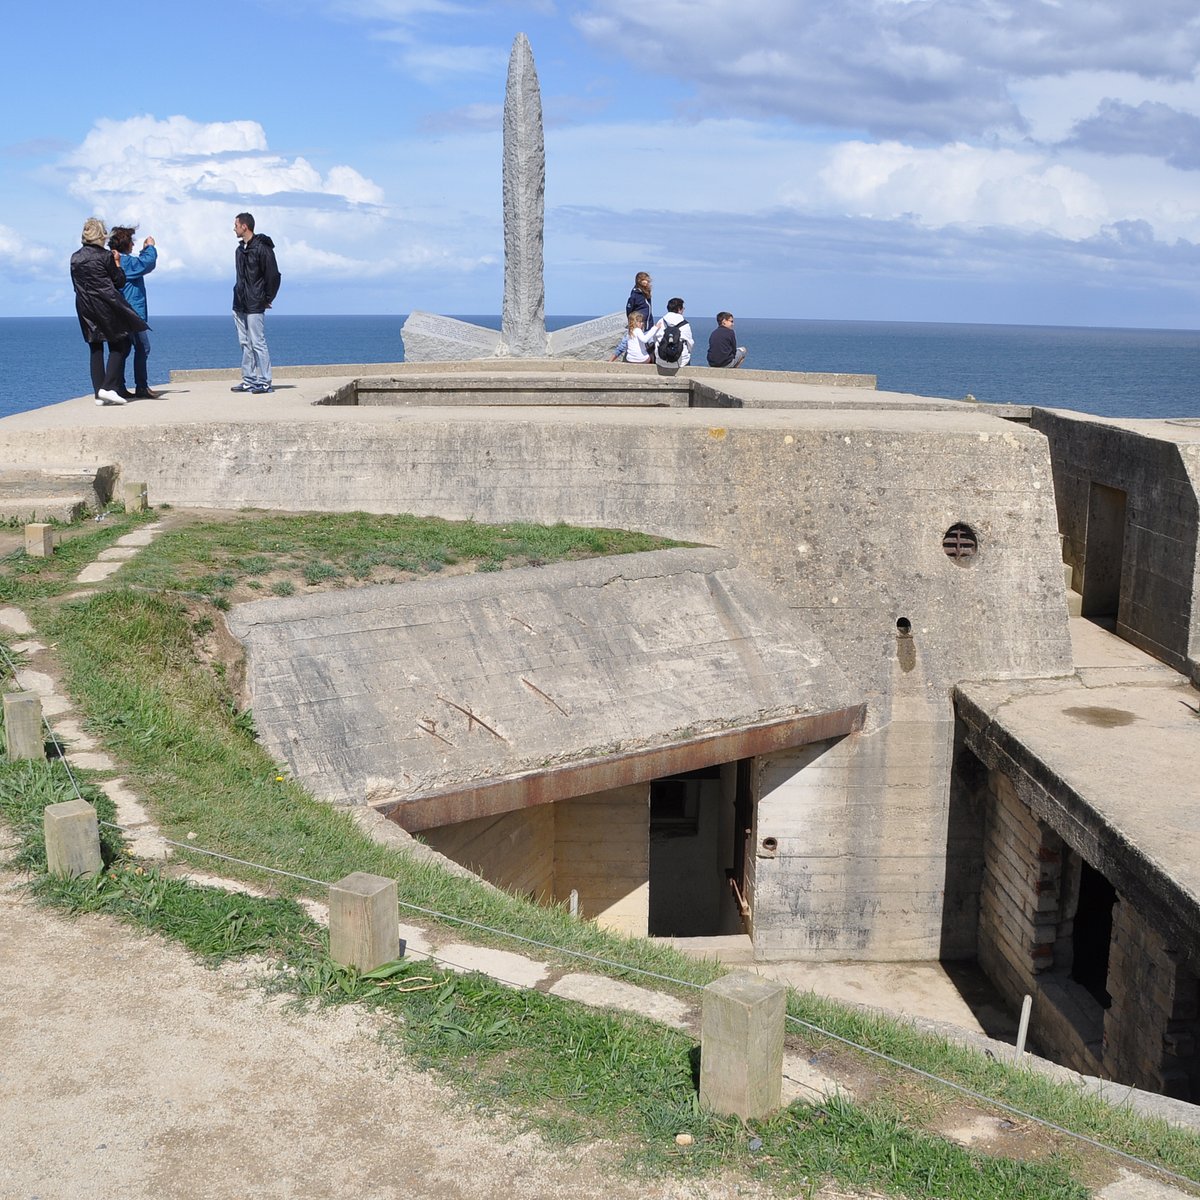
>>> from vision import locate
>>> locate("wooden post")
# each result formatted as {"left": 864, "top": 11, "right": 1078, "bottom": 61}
{"left": 123, "top": 482, "right": 148, "bottom": 512}
{"left": 329, "top": 872, "right": 399, "bottom": 972}
{"left": 700, "top": 972, "right": 787, "bottom": 1120}
{"left": 44, "top": 799, "right": 103, "bottom": 879}
{"left": 3, "top": 691, "right": 44, "bottom": 761}
{"left": 24, "top": 523, "right": 54, "bottom": 558}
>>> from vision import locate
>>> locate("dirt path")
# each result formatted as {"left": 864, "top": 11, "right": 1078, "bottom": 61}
{"left": 0, "top": 864, "right": 879, "bottom": 1200}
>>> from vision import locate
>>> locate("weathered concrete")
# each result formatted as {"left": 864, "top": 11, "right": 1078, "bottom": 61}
{"left": 0, "top": 373, "right": 1074, "bottom": 960}
{"left": 1033, "top": 408, "right": 1200, "bottom": 683}
{"left": 0, "top": 461, "right": 115, "bottom": 522}
{"left": 3, "top": 691, "right": 43, "bottom": 760}
{"left": 43, "top": 799, "right": 103, "bottom": 879}
{"left": 700, "top": 972, "right": 787, "bottom": 1119}
{"left": 956, "top": 674, "right": 1200, "bottom": 954}
{"left": 227, "top": 548, "right": 863, "bottom": 824}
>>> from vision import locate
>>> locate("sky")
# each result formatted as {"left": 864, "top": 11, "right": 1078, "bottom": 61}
{"left": 4, "top": 0, "right": 1200, "bottom": 327}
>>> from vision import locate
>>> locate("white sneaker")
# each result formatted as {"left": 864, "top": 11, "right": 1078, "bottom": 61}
{"left": 97, "top": 389, "right": 127, "bottom": 406}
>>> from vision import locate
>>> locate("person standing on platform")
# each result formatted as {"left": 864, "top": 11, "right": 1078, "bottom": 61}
{"left": 706, "top": 312, "right": 748, "bottom": 368}
{"left": 69, "top": 217, "right": 148, "bottom": 407}
{"left": 231, "top": 212, "right": 281, "bottom": 395}
{"left": 109, "top": 226, "right": 159, "bottom": 398}
{"left": 626, "top": 271, "right": 654, "bottom": 333}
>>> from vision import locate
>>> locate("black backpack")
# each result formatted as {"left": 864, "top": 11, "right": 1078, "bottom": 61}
{"left": 657, "top": 319, "right": 688, "bottom": 363}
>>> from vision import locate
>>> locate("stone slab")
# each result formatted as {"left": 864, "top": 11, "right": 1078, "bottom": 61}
{"left": 0, "top": 607, "right": 33, "bottom": 635}
{"left": 116, "top": 526, "right": 162, "bottom": 547}
{"left": 97, "top": 547, "right": 140, "bottom": 561}
{"left": 549, "top": 973, "right": 694, "bottom": 1030}
{"left": 434, "top": 943, "right": 550, "bottom": 989}
{"left": 547, "top": 313, "right": 626, "bottom": 362}
{"left": 400, "top": 312, "right": 503, "bottom": 363}
{"left": 75, "top": 561, "right": 124, "bottom": 583}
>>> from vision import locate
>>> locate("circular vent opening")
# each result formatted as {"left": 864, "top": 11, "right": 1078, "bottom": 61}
{"left": 942, "top": 522, "right": 978, "bottom": 564}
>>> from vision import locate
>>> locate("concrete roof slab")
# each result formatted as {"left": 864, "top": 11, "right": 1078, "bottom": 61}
{"left": 229, "top": 548, "right": 863, "bottom": 825}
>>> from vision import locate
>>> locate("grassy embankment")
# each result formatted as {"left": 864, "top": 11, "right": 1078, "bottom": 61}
{"left": 1, "top": 508, "right": 1198, "bottom": 1199}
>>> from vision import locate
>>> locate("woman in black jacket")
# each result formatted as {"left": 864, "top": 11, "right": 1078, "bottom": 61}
{"left": 69, "top": 217, "right": 149, "bottom": 406}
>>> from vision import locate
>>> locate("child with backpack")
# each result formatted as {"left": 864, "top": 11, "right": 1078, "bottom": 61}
{"left": 648, "top": 297, "right": 693, "bottom": 375}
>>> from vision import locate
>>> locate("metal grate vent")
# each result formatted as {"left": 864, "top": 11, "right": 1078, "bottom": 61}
{"left": 942, "top": 522, "right": 978, "bottom": 563}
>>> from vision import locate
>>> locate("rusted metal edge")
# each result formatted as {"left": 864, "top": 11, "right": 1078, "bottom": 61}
{"left": 377, "top": 703, "right": 865, "bottom": 833}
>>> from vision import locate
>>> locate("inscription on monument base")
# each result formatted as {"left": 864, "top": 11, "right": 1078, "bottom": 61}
{"left": 548, "top": 312, "right": 627, "bottom": 362}
{"left": 401, "top": 312, "right": 504, "bottom": 362}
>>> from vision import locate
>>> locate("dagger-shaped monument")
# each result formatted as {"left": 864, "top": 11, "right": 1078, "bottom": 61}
{"left": 401, "top": 34, "right": 623, "bottom": 362}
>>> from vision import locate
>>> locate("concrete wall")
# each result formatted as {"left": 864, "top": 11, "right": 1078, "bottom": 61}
{"left": 4, "top": 403, "right": 1074, "bottom": 960}
{"left": 1106, "top": 898, "right": 1200, "bottom": 1100}
{"left": 965, "top": 756, "right": 1200, "bottom": 1099}
{"left": 554, "top": 785, "right": 648, "bottom": 937}
{"left": 1032, "top": 409, "right": 1200, "bottom": 680}
{"left": 420, "top": 803, "right": 555, "bottom": 904}
{"left": 422, "top": 784, "right": 650, "bottom": 937}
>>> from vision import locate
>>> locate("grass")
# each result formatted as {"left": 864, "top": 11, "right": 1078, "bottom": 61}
{"left": 0, "top": 760, "right": 1088, "bottom": 1200}
{"left": 109, "top": 510, "right": 685, "bottom": 602}
{"left": 3, "top": 509, "right": 1200, "bottom": 1196}
{"left": 0, "top": 508, "right": 158, "bottom": 604}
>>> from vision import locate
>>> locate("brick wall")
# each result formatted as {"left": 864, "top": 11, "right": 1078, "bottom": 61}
{"left": 977, "top": 764, "right": 1200, "bottom": 1097}
{"left": 1105, "top": 900, "right": 1200, "bottom": 1100}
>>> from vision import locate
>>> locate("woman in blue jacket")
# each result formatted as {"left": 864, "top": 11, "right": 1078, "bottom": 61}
{"left": 109, "top": 226, "right": 159, "bottom": 398}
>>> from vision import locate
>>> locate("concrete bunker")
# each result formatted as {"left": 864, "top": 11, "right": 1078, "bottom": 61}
{"left": 955, "top": 685, "right": 1200, "bottom": 1101}
{"left": 228, "top": 547, "right": 864, "bottom": 948}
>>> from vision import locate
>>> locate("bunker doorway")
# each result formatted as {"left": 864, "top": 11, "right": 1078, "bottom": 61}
{"left": 1081, "top": 482, "right": 1127, "bottom": 629}
{"left": 1070, "top": 858, "right": 1117, "bottom": 1009}
{"left": 647, "top": 758, "right": 755, "bottom": 938}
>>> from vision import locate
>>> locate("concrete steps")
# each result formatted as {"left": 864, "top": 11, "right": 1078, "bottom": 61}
{"left": 0, "top": 463, "right": 117, "bottom": 523}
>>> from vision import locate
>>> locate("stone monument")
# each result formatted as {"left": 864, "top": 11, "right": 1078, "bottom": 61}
{"left": 401, "top": 34, "right": 624, "bottom": 362}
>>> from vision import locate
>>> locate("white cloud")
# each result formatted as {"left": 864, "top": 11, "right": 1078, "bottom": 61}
{"left": 814, "top": 142, "right": 1109, "bottom": 237}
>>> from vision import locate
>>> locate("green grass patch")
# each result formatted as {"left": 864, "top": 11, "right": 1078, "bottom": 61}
{"left": 0, "top": 509, "right": 158, "bottom": 605}
{"left": 113, "top": 511, "right": 684, "bottom": 600}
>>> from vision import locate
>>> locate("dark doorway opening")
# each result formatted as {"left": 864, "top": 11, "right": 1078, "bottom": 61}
{"left": 647, "top": 761, "right": 754, "bottom": 938}
{"left": 1081, "top": 482, "right": 1127, "bottom": 628}
{"left": 1071, "top": 859, "right": 1117, "bottom": 1008}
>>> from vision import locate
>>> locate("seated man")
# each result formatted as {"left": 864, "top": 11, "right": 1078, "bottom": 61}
{"left": 707, "top": 312, "right": 747, "bottom": 368}
{"left": 648, "top": 297, "right": 693, "bottom": 375}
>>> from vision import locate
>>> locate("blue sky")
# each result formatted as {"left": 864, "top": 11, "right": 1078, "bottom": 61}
{"left": 4, "top": 0, "right": 1200, "bottom": 327}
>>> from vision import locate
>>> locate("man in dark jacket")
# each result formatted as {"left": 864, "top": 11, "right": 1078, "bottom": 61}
{"left": 70, "top": 217, "right": 149, "bottom": 406}
{"left": 231, "top": 212, "right": 281, "bottom": 395}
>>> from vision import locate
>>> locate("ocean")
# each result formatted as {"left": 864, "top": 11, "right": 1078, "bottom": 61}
{"left": 2, "top": 314, "right": 1197, "bottom": 422}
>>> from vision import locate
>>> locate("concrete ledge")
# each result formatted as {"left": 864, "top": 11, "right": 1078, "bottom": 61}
{"left": 171, "top": 359, "right": 877, "bottom": 389}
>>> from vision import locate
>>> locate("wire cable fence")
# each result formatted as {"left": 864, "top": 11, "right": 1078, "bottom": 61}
{"left": 1, "top": 638, "right": 1199, "bottom": 1191}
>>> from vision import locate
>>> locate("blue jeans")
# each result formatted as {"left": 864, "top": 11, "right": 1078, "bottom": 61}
{"left": 233, "top": 311, "right": 271, "bottom": 387}
{"left": 129, "top": 330, "right": 152, "bottom": 391}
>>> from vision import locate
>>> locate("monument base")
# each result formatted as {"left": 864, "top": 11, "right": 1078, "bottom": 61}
{"left": 401, "top": 310, "right": 625, "bottom": 364}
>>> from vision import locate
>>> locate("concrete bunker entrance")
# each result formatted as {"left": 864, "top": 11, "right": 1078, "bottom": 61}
{"left": 416, "top": 750, "right": 765, "bottom": 942}
{"left": 647, "top": 759, "right": 754, "bottom": 939}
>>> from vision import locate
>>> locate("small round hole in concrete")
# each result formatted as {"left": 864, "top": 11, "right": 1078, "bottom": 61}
{"left": 942, "top": 522, "right": 978, "bottom": 564}
{"left": 896, "top": 617, "right": 912, "bottom": 636}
